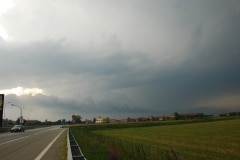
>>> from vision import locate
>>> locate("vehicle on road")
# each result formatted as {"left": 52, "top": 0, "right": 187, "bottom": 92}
{"left": 10, "top": 125, "right": 25, "bottom": 133}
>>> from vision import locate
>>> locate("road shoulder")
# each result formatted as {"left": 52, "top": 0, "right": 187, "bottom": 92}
{"left": 41, "top": 128, "right": 67, "bottom": 160}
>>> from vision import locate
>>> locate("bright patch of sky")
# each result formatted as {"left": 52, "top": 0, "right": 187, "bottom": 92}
{"left": 0, "top": 0, "right": 14, "bottom": 14}
{"left": 0, "top": 0, "right": 15, "bottom": 41}
{"left": 0, "top": 87, "right": 44, "bottom": 96}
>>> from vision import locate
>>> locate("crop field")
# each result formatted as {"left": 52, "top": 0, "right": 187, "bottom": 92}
{"left": 71, "top": 118, "right": 240, "bottom": 160}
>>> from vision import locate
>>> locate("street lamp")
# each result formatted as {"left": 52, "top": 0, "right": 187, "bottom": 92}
{"left": 11, "top": 104, "right": 24, "bottom": 124}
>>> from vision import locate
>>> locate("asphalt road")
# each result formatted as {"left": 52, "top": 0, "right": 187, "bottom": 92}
{"left": 0, "top": 126, "right": 67, "bottom": 160}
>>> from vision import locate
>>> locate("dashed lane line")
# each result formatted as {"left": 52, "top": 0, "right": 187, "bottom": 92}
{"left": 0, "top": 135, "right": 30, "bottom": 146}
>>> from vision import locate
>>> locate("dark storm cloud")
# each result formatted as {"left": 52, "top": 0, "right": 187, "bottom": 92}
{"left": 1, "top": 39, "right": 153, "bottom": 82}
{"left": 2, "top": 23, "right": 240, "bottom": 117}
{"left": 1, "top": 0, "right": 240, "bottom": 121}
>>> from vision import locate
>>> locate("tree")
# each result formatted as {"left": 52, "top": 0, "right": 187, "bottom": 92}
{"left": 16, "top": 118, "right": 27, "bottom": 125}
{"left": 76, "top": 115, "right": 82, "bottom": 123}
{"left": 93, "top": 117, "right": 96, "bottom": 123}
{"left": 173, "top": 112, "right": 180, "bottom": 120}
{"left": 72, "top": 115, "right": 82, "bottom": 124}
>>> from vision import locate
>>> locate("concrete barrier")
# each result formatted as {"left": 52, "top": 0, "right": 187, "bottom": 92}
{"left": 0, "top": 127, "right": 10, "bottom": 133}
{"left": 67, "top": 127, "right": 86, "bottom": 160}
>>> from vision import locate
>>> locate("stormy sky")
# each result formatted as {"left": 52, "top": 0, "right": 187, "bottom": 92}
{"left": 0, "top": 0, "right": 240, "bottom": 121}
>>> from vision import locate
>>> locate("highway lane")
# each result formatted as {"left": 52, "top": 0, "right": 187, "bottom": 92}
{"left": 0, "top": 126, "right": 67, "bottom": 160}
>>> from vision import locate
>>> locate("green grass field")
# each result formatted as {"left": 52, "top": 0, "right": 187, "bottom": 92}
{"left": 72, "top": 118, "right": 240, "bottom": 160}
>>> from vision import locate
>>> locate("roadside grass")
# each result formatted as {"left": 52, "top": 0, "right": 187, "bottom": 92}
{"left": 71, "top": 118, "right": 240, "bottom": 160}
{"left": 72, "top": 127, "right": 109, "bottom": 159}
{"left": 59, "top": 130, "right": 67, "bottom": 160}
{"left": 94, "top": 119, "right": 240, "bottom": 159}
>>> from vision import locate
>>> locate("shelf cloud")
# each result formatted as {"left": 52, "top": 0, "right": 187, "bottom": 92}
{"left": 1, "top": 0, "right": 240, "bottom": 121}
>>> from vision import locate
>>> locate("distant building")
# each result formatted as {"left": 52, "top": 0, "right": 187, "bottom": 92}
{"left": 95, "top": 117, "right": 103, "bottom": 123}
{"left": 95, "top": 117, "right": 109, "bottom": 123}
{"left": 138, "top": 117, "right": 147, "bottom": 121}
{"left": 148, "top": 116, "right": 156, "bottom": 121}
{"left": 85, "top": 119, "right": 93, "bottom": 124}
{"left": 159, "top": 116, "right": 167, "bottom": 121}
{"left": 127, "top": 117, "right": 136, "bottom": 123}
{"left": 109, "top": 119, "right": 120, "bottom": 123}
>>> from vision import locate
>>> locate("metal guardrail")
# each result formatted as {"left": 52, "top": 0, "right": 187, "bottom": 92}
{"left": 67, "top": 127, "right": 87, "bottom": 160}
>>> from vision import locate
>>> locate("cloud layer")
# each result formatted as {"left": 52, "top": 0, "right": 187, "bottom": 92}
{"left": 1, "top": 0, "right": 240, "bottom": 121}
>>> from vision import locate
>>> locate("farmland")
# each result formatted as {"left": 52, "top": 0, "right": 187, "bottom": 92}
{"left": 71, "top": 118, "right": 240, "bottom": 160}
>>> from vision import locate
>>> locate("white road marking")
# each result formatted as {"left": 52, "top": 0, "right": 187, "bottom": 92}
{"left": 34, "top": 129, "right": 65, "bottom": 160}
{"left": 48, "top": 127, "right": 60, "bottom": 131}
{"left": 0, "top": 135, "right": 30, "bottom": 146}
